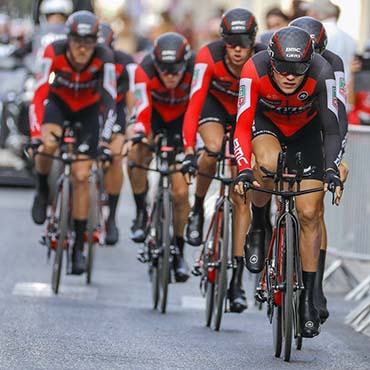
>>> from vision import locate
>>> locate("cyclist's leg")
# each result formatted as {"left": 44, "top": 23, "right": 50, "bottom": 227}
{"left": 186, "top": 95, "right": 226, "bottom": 246}
{"left": 171, "top": 171, "right": 191, "bottom": 282}
{"left": 126, "top": 123, "right": 152, "bottom": 242}
{"left": 71, "top": 158, "right": 94, "bottom": 274}
{"left": 105, "top": 132, "right": 125, "bottom": 245}
{"left": 246, "top": 118, "right": 281, "bottom": 273}
{"left": 228, "top": 165, "right": 250, "bottom": 312}
{"left": 289, "top": 121, "right": 324, "bottom": 337}
{"left": 69, "top": 103, "right": 99, "bottom": 274}
{"left": 315, "top": 162, "right": 349, "bottom": 323}
{"left": 32, "top": 97, "right": 64, "bottom": 224}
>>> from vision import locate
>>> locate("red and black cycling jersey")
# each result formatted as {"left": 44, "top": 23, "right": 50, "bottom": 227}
{"left": 114, "top": 50, "right": 136, "bottom": 104}
{"left": 29, "top": 39, "right": 117, "bottom": 141}
{"left": 234, "top": 50, "right": 341, "bottom": 172}
{"left": 322, "top": 49, "right": 348, "bottom": 152}
{"left": 133, "top": 52, "right": 195, "bottom": 135}
{"left": 183, "top": 40, "right": 263, "bottom": 150}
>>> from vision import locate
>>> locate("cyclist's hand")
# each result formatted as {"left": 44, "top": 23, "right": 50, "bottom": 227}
{"left": 339, "top": 161, "right": 349, "bottom": 183}
{"left": 25, "top": 138, "right": 43, "bottom": 158}
{"left": 97, "top": 145, "right": 113, "bottom": 166}
{"left": 234, "top": 169, "right": 260, "bottom": 195}
{"left": 181, "top": 153, "right": 198, "bottom": 184}
{"left": 323, "top": 168, "right": 343, "bottom": 206}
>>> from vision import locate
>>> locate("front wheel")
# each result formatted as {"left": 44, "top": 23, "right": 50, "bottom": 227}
{"left": 282, "top": 214, "right": 295, "bottom": 362}
{"left": 51, "top": 177, "right": 70, "bottom": 294}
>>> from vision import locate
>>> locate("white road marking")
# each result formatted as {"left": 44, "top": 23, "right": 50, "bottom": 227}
{"left": 181, "top": 295, "right": 205, "bottom": 310}
{"left": 12, "top": 282, "right": 98, "bottom": 300}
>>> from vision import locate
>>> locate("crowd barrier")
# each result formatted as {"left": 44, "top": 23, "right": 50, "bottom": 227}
{"left": 324, "top": 124, "right": 370, "bottom": 333}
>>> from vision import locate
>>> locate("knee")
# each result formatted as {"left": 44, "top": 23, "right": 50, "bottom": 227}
{"left": 42, "top": 135, "right": 59, "bottom": 153}
{"left": 255, "top": 152, "right": 277, "bottom": 174}
{"left": 172, "top": 188, "right": 189, "bottom": 205}
{"left": 298, "top": 206, "right": 322, "bottom": 228}
{"left": 73, "top": 170, "right": 90, "bottom": 185}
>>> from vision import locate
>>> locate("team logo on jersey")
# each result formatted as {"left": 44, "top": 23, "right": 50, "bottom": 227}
{"left": 191, "top": 69, "right": 199, "bottom": 89}
{"left": 238, "top": 85, "right": 245, "bottom": 107}
{"left": 339, "top": 77, "right": 346, "bottom": 98}
{"left": 332, "top": 86, "right": 338, "bottom": 108}
{"left": 297, "top": 91, "right": 309, "bottom": 101}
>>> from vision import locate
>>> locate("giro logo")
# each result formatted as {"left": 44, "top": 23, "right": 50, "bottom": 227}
{"left": 298, "top": 91, "right": 309, "bottom": 100}
{"left": 305, "top": 321, "right": 314, "bottom": 328}
{"left": 249, "top": 255, "right": 258, "bottom": 264}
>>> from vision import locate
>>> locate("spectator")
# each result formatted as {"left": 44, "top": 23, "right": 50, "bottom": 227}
{"left": 347, "top": 43, "right": 370, "bottom": 125}
{"left": 304, "top": 0, "right": 357, "bottom": 83}
{"left": 265, "top": 6, "right": 290, "bottom": 30}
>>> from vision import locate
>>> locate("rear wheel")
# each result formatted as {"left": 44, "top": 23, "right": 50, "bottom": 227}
{"left": 205, "top": 280, "right": 215, "bottom": 327}
{"left": 51, "top": 177, "right": 70, "bottom": 294}
{"left": 273, "top": 304, "right": 283, "bottom": 357}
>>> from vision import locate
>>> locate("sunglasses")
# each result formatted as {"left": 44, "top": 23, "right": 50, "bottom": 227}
{"left": 154, "top": 61, "right": 186, "bottom": 75}
{"left": 69, "top": 35, "right": 97, "bottom": 48}
{"left": 271, "top": 59, "right": 310, "bottom": 76}
{"left": 223, "top": 34, "right": 254, "bottom": 49}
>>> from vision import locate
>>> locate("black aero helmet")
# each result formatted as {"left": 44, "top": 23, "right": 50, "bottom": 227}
{"left": 152, "top": 32, "right": 191, "bottom": 75}
{"left": 65, "top": 10, "right": 100, "bottom": 39}
{"left": 268, "top": 26, "right": 314, "bottom": 76}
{"left": 220, "top": 8, "right": 258, "bottom": 48}
{"left": 289, "top": 16, "right": 327, "bottom": 55}
{"left": 99, "top": 21, "right": 115, "bottom": 48}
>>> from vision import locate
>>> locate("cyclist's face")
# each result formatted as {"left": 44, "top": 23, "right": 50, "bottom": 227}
{"left": 68, "top": 36, "right": 96, "bottom": 65}
{"left": 225, "top": 45, "right": 253, "bottom": 66}
{"left": 159, "top": 72, "right": 184, "bottom": 89}
{"left": 272, "top": 70, "right": 305, "bottom": 94}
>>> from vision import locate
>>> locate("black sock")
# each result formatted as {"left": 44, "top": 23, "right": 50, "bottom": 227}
{"left": 315, "top": 250, "right": 326, "bottom": 295}
{"left": 74, "top": 219, "right": 87, "bottom": 251}
{"left": 175, "top": 236, "right": 185, "bottom": 255}
{"left": 36, "top": 172, "right": 49, "bottom": 195}
{"left": 133, "top": 190, "right": 147, "bottom": 212}
{"left": 193, "top": 195, "right": 205, "bottom": 212}
{"left": 302, "top": 271, "right": 316, "bottom": 302}
{"left": 108, "top": 194, "right": 119, "bottom": 222}
{"left": 251, "top": 204, "right": 266, "bottom": 229}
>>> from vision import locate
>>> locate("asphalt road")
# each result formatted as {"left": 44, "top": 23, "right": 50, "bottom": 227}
{"left": 0, "top": 187, "right": 369, "bottom": 370}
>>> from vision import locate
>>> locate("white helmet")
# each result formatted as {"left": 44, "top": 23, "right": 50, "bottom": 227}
{"left": 40, "top": 0, "right": 73, "bottom": 16}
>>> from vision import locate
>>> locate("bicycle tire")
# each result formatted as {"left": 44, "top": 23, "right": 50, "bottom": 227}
{"left": 51, "top": 177, "right": 70, "bottom": 294}
{"left": 151, "top": 262, "right": 160, "bottom": 309}
{"left": 160, "top": 189, "right": 172, "bottom": 314}
{"left": 213, "top": 200, "right": 230, "bottom": 331}
{"left": 273, "top": 304, "right": 283, "bottom": 357}
{"left": 86, "top": 172, "right": 99, "bottom": 284}
{"left": 205, "top": 281, "right": 215, "bottom": 327}
{"left": 282, "top": 214, "right": 295, "bottom": 362}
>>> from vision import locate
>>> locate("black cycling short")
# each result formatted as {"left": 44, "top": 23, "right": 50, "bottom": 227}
{"left": 43, "top": 94, "right": 100, "bottom": 157}
{"left": 252, "top": 111, "right": 324, "bottom": 180}
{"left": 198, "top": 93, "right": 236, "bottom": 156}
{"left": 114, "top": 99, "right": 126, "bottom": 135}
{"left": 151, "top": 109, "right": 183, "bottom": 148}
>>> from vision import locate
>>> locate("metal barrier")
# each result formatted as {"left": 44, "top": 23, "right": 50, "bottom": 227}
{"left": 324, "top": 125, "right": 370, "bottom": 332}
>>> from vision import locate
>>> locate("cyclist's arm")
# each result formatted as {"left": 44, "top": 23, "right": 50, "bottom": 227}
{"left": 182, "top": 47, "right": 214, "bottom": 154}
{"left": 332, "top": 53, "right": 348, "bottom": 154}
{"left": 100, "top": 57, "right": 118, "bottom": 142}
{"left": 132, "top": 65, "right": 152, "bottom": 136}
{"left": 317, "top": 61, "right": 342, "bottom": 171}
{"left": 125, "top": 62, "right": 137, "bottom": 118}
{"left": 233, "top": 59, "right": 260, "bottom": 172}
{"left": 28, "top": 43, "right": 54, "bottom": 139}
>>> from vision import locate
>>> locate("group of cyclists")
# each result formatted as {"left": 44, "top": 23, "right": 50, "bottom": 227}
{"left": 27, "top": 2, "right": 347, "bottom": 341}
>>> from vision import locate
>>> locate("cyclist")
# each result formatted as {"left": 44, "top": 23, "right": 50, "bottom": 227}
{"left": 234, "top": 26, "right": 343, "bottom": 337}
{"left": 126, "top": 32, "right": 194, "bottom": 282}
{"left": 13, "top": 0, "right": 73, "bottom": 61}
{"left": 99, "top": 22, "right": 136, "bottom": 245}
{"left": 29, "top": 11, "right": 117, "bottom": 274}
{"left": 290, "top": 16, "right": 349, "bottom": 324}
{"left": 181, "top": 8, "right": 261, "bottom": 313}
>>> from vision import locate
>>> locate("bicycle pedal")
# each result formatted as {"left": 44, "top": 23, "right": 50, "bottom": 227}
{"left": 191, "top": 263, "right": 202, "bottom": 276}
{"left": 255, "top": 292, "right": 267, "bottom": 303}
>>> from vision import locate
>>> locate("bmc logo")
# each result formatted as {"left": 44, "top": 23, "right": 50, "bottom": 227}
{"left": 233, "top": 138, "right": 249, "bottom": 167}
